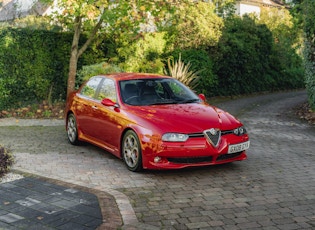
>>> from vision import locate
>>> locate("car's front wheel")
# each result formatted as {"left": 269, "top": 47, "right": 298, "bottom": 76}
{"left": 122, "top": 130, "right": 142, "bottom": 172}
{"left": 67, "top": 113, "right": 80, "bottom": 145}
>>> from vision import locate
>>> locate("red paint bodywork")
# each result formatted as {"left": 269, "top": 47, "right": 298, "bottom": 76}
{"left": 65, "top": 73, "right": 249, "bottom": 170}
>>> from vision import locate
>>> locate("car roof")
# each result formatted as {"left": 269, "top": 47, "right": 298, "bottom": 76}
{"left": 96, "top": 73, "right": 172, "bottom": 81}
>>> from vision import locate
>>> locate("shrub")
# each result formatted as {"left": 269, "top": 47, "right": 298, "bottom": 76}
{"left": 166, "top": 49, "right": 218, "bottom": 97}
{"left": 166, "top": 54, "right": 200, "bottom": 90}
{"left": 0, "top": 145, "right": 14, "bottom": 178}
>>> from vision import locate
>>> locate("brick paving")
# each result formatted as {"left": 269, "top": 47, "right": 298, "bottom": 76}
{"left": 0, "top": 90, "right": 314, "bottom": 229}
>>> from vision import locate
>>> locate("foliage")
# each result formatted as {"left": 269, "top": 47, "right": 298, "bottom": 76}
{"left": 0, "top": 145, "right": 14, "bottom": 178}
{"left": 0, "top": 1, "right": 307, "bottom": 107}
{"left": 259, "top": 7, "right": 300, "bottom": 53}
{"left": 289, "top": 0, "right": 305, "bottom": 28}
{"left": 117, "top": 32, "right": 167, "bottom": 74}
{"left": 166, "top": 1, "right": 223, "bottom": 49}
{"left": 165, "top": 49, "right": 218, "bottom": 96}
{"left": 213, "top": 15, "right": 304, "bottom": 96}
{"left": 40, "top": 0, "right": 181, "bottom": 96}
{"left": 0, "top": 28, "right": 66, "bottom": 109}
{"left": 214, "top": 16, "right": 272, "bottom": 95}
{"left": 259, "top": 7, "right": 304, "bottom": 90}
{"left": 77, "top": 62, "right": 124, "bottom": 86}
{"left": 302, "top": 0, "right": 315, "bottom": 109}
{"left": 212, "top": 0, "right": 236, "bottom": 18}
{"left": 0, "top": 27, "right": 101, "bottom": 111}
{"left": 290, "top": 0, "right": 315, "bottom": 109}
{"left": 166, "top": 54, "right": 201, "bottom": 90}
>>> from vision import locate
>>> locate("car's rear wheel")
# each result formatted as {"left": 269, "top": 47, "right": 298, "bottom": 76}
{"left": 67, "top": 113, "right": 80, "bottom": 145}
{"left": 122, "top": 130, "right": 142, "bottom": 172}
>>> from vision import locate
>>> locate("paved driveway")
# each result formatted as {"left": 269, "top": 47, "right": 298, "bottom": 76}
{"left": 0, "top": 90, "right": 314, "bottom": 229}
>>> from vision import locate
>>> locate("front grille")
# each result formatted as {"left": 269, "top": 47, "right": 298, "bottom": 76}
{"left": 188, "top": 133, "right": 204, "bottom": 138}
{"left": 216, "top": 152, "right": 242, "bottom": 161}
{"left": 167, "top": 156, "right": 213, "bottom": 164}
{"left": 188, "top": 130, "right": 232, "bottom": 139}
{"left": 204, "top": 129, "right": 221, "bottom": 147}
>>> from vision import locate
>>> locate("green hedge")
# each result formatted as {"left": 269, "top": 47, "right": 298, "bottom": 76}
{"left": 212, "top": 16, "right": 304, "bottom": 96}
{"left": 0, "top": 27, "right": 101, "bottom": 111}
{"left": 0, "top": 19, "right": 306, "bottom": 111}
{"left": 163, "top": 16, "right": 304, "bottom": 98}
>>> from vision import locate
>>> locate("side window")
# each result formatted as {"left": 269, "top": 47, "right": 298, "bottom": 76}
{"left": 80, "top": 77, "right": 102, "bottom": 98}
{"left": 97, "top": 79, "right": 117, "bottom": 102}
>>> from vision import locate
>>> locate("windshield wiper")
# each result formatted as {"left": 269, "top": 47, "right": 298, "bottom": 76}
{"left": 147, "top": 100, "right": 178, "bottom": 105}
{"left": 177, "top": 99, "right": 200, "bottom": 104}
{"left": 143, "top": 99, "right": 181, "bottom": 105}
{"left": 144, "top": 98, "right": 200, "bottom": 105}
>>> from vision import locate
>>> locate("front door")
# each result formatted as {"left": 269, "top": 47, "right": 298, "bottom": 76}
{"left": 92, "top": 78, "right": 121, "bottom": 152}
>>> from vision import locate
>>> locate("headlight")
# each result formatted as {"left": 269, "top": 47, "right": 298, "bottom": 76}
{"left": 162, "top": 133, "right": 189, "bottom": 142}
{"left": 233, "top": 126, "right": 247, "bottom": 136}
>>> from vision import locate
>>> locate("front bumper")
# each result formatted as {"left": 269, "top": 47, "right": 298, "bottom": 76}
{"left": 141, "top": 134, "right": 249, "bottom": 170}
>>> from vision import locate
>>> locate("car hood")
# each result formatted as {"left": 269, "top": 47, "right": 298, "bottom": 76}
{"left": 125, "top": 103, "right": 242, "bottom": 133}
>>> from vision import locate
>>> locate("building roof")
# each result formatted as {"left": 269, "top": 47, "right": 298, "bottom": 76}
{"left": 238, "top": 0, "right": 286, "bottom": 8}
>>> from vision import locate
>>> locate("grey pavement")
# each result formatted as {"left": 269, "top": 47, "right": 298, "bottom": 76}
{"left": 0, "top": 90, "right": 314, "bottom": 229}
{"left": 0, "top": 176, "right": 104, "bottom": 230}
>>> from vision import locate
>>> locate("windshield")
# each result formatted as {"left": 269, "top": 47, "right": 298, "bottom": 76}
{"left": 119, "top": 78, "right": 200, "bottom": 106}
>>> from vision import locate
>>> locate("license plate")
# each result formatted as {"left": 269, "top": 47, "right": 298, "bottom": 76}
{"left": 228, "top": 141, "right": 250, "bottom": 154}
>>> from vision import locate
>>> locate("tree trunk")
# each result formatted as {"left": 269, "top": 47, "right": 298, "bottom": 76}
{"left": 66, "top": 15, "right": 104, "bottom": 98}
{"left": 67, "top": 49, "right": 78, "bottom": 98}
{"left": 66, "top": 16, "right": 81, "bottom": 98}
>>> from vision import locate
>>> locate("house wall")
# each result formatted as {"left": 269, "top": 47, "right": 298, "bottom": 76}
{"left": 0, "top": 0, "right": 50, "bottom": 22}
{"left": 0, "top": 0, "right": 33, "bottom": 21}
{"left": 235, "top": 2, "right": 261, "bottom": 16}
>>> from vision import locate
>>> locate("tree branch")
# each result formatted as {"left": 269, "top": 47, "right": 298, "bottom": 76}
{"left": 78, "top": 17, "right": 104, "bottom": 58}
{"left": 72, "top": 16, "right": 82, "bottom": 53}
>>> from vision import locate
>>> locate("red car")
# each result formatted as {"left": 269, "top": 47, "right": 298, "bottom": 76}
{"left": 65, "top": 73, "right": 250, "bottom": 172}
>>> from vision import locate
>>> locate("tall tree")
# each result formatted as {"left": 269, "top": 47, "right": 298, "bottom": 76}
{"left": 41, "top": 0, "right": 179, "bottom": 97}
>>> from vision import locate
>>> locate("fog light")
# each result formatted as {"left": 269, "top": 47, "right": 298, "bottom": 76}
{"left": 154, "top": 156, "right": 161, "bottom": 163}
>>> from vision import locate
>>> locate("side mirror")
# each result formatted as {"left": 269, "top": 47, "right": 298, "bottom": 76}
{"left": 101, "top": 98, "right": 116, "bottom": 107}
{"left": 101, "top": 98, "right": 120, "bottom": 112}
{"left": 198, "top": 93, "right": 206, "bottom": 102}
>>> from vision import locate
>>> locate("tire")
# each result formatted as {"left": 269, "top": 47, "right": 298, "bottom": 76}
{"left": 122, "top": 130, "right": 143, "bottom": 172}
{"left": 67, "top": 113, "right": 80, "bottom": 145}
